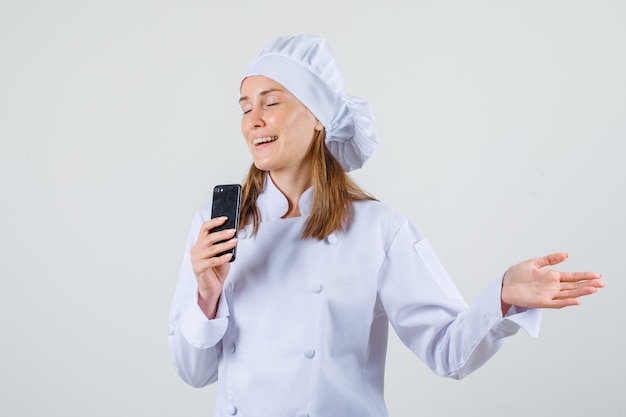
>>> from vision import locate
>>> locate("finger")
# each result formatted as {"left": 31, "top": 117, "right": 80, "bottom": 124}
{"left": 558, "top": 280, "right": 604, "bottom": 291}
{"left": 193, "top": 237, "right": 238, "bottom": 260}
{"left": 200, "top": 250, "right": 234, "bottom": 266}
{"left": 557, "top": 271, "right": 603, "bottom": 283}
{"left": 193, "top": 245, "right": 236, "bottom": 268}
{"left": 544, "top": 298, "right": 581, "bottom": 309}
{"left": 196, "top": 217, "right": 229, "bottom": 243}
{"left": 192, "top": 255, "right": 232, "bottom": 280}
{"left": 553, "top": 286, "right": 599, "bottom": 300}
{"left": 209, "top": 238, "right": 238, "bottom": 257}
{"left": 203, "top": 228, "right": 237, "bottom": 249}
{"left": 196, "top": 227, "right": 236, "bottom": 249}
{"left": 536, "top": 252, "right": 569, "bottom": 268}
{"left": 192, "top": 257, "right": 217, "bottom": 274}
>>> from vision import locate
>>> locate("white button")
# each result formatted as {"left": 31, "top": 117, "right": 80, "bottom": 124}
{"left": 326, "top": 233, "right": 338, "bottom": 244}
{"left": 303, "top": 348, "right": 315, "bottom": 359}
{"left": 310, "top": 283, "right": 323, "bottom": 294}
{"left": 227, "top": 404, "right": 237, "bottom": 415}
{"left": 238, "top": 228, "right": 248, "bottom": 239}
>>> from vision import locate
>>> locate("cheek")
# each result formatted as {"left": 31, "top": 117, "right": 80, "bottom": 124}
{"left": 284, "top": 109, "right": 317, "bottom": 135}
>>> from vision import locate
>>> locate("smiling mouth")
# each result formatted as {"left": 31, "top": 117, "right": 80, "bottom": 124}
{"left": 253, "top": 136, "right": 278, "bottom": 145}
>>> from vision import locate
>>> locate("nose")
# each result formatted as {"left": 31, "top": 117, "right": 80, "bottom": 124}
{"left": 247, "top": 107, "right": 265, "bottom": 129}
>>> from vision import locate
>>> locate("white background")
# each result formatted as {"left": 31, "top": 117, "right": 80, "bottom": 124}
{"left": 1, "top": 1, "right": 624, "bottom": 416}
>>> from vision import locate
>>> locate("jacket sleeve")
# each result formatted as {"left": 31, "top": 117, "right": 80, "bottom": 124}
{"left": 377, "top": 218, "right": 541, "bottom": 380}
{"left": 168, "top": 210, "right": 230, "bottom": 387}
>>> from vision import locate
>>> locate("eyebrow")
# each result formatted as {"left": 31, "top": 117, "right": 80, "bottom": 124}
{"left": 238, "top": 88, "right": 284, "bottom": 104}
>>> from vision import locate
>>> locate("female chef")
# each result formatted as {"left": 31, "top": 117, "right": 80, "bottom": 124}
{"left": 168, "top": 34, "right": 604, "bottom": 417}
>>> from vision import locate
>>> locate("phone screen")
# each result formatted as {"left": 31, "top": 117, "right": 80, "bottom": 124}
{"left": 210, "top": 184, "right": 242, "bottom": 261}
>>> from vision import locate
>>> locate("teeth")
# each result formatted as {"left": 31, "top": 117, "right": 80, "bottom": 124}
{"left": 253, "top": 136, "right": 277, "bottom": 145}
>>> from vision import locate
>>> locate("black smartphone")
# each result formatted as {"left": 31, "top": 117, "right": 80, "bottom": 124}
{"left": 210, "top": 184, "right": 242, "bottom": 262}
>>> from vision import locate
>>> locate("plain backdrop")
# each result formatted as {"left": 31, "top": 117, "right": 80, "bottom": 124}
{"left": 1, "top": 1, "right": 624, "bottom": 416}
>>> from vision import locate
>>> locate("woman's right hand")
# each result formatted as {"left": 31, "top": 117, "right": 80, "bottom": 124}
{"left": 190, "top": 216, "right": 238, "bottom": 319}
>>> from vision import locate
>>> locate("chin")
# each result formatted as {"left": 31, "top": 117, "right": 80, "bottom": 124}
{"left": 252, "top": 161, "right": 272, "bottom": 172}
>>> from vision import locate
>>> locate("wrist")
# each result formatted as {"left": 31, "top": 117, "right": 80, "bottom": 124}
{"left": 501, "top": 273, "right": 513, "bottom": 316}
{"left": 198, "top": 289, "right": 221, "bottom": 320}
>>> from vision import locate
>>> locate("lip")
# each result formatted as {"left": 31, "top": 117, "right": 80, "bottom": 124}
{"left": 252, "top": 135, "right": 278, "bottom": 146}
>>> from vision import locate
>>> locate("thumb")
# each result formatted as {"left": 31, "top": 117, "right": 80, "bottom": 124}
{"left": 536, "top": 252, "right": 569, "bottom": 268}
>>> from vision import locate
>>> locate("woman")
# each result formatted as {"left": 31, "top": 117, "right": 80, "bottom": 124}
{"left": 168, "top": 34, "right": 604, "bottom": 417}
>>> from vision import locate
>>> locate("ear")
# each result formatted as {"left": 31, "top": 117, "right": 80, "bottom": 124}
{"left": 314, "top": 119, "right": 324, "bottom": 132}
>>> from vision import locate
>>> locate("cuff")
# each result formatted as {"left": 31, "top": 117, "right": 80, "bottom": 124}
{"left": 473, "top": 275, "right": 542, "bottom": 338}
{"left": 180, "top": 291, "right": 229, "bottom": 349}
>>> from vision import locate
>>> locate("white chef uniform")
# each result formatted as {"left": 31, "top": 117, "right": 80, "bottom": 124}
{"left": 168, "top": 175, "right": 541, "bottom": 417}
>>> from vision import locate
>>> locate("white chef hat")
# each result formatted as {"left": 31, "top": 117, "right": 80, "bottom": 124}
{"left": 242, "top": 34, "right": 378, "bottom": 172}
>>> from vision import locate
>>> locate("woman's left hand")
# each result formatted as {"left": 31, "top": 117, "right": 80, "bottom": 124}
{"left": 501, "top": 252, "right": 605, "bottom": 315}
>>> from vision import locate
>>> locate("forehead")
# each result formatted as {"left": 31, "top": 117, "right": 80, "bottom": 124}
{"left": 239, "top": 75, "right": 291, "bottom": 98}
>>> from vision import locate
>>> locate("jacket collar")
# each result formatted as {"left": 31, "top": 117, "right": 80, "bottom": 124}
{"left": 256, "top": 173, "right": 314, "bottom": 221}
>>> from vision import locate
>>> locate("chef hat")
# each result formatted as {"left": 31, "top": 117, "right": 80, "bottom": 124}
{"left": 242, "top": 34, "right": 378, "bottom": 172}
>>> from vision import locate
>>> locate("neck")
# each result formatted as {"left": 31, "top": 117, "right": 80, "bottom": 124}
{"left": 269, "top": 165, "right": 311, "bottom": 218}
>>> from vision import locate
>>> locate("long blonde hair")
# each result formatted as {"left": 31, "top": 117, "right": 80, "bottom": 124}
{"left": 239, "top": 130, "right": 375, "bottom": 240}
